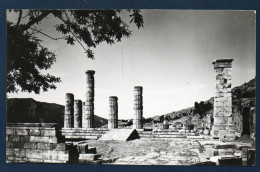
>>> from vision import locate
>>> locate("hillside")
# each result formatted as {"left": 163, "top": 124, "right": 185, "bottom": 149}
{"left": 6, "top": 98, "right": 107, "bottom": 127}
{"left": 146, "top": 77, "right": 256, "bottom": 122}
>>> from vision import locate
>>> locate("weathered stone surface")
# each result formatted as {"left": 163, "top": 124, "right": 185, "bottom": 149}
{"left": 83, "top": 70, "right": 95, "bottom": 128}
{"left": 205, "top": 148, "right": 218, "bottom": 159}
{"left": 74, "top": 100, "right": 82, "bottom": 128}
{"left": 212, "top": 59, "right": 235, "bottom": 139}
{"left": 29, "top": 129, "right": 41, "bottom": 136}
{"left": 108, "top": 96, "right": 118, "bottom": 129}
{"left": 247, "top": 149, "right": 255, "bottom": 166}
{"left": 133, "top": 86, "right": 143, "bottom": 129}
{"left": 77, "top": 143, "right": 88, "bottom": 153}
{"left": 217, "top": 148, "right": 235, "bottom": 156}
{"left": 87, "top": 147, "right": 97, "bottom": 154}
{"left": 79, "top": 153, "right": 101, "bottom": 162}
{"left": 64, "top": 93, "right": 74, "bottom": 128}
{"left": 218, "top": 157, "right": 242, "bottom": 166}
{"left": 40, "top": 129, "right": 56, "bottom": 137}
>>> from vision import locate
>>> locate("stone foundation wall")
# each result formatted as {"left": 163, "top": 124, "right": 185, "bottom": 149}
{"left": 6, "top": 123, "right": 78, "bottom": 163}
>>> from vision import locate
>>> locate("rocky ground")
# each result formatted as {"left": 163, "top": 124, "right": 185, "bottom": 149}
{"left": 84, "top": 138, "right": 203, "bottom": 165}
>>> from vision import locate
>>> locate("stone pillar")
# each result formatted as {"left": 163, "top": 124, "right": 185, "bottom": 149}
{"left": 64, "top": 93, "right": 74, "bottom": 128}
{"left": 133, "top": 86, "right": 143, "bottom": 129}
{"left": 83, "top": 70, "right": 95, "bottom": 128}
{"left": 74, "top": 100, "right": 82, "bottom": 128}
{"left": 212, "top": 59, "right": 235, "bottom": 140}
{"left": 108, "top": 96, "right": 118, "bottom": 129}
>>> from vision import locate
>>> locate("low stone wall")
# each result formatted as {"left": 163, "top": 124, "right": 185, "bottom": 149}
{"left": 6, "top": 123, "right": 78, "bottom": 163}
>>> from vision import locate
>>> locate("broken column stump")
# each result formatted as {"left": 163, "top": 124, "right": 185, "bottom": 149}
{"left": 83, "top": 70, "right": 95, "bottom": 128}
{"left": 64, "top": 93, "right": 74, "bottom": 128}
{"left": 108, "top": 96, "right": 118, "bottom": 129}
{"left": 212, "top": 59, "right": 235, "bottom": 141}
{"left": 133, "top": 86, "right": 143, "bottom": 129}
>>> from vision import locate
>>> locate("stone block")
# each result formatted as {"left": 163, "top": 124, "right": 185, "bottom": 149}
{"left": 41, "top": 129, "right": 56, "bottom": 137}
{"left": 37, "top": 143, "right": 52, "bottom": 150}
{"left": 77, "top": 143, "right": 88, "bottom": 153}
{"left": 6, "top": 148, "right": 14, "bottom": 156}
{"left": 218, "top": 157, "right": 242, "bottom": 166}
{"left": 42, "top": 150, "right": 57, "bottom": 160}
{"left": 247, "top": 149, "right": 255, "bottom": 166}
{"left": 217, "top": 148, "right": 235, "bottom": 156}
{"left": 79, "top": 153, "right": 100, "bottom": 162}
{"left": 24, "top": 142, "right": 37, "bottom": 149}
{"left": 20, "top": 135, "right": 30, "bottom": 142}
{"left": 205, "top": 148, "right": 218, "bottom": 159}
{"left": 87, "top": 147, "right": 97, "bottom": 154}
{"left": 14, "top": 129, "right": 29, "bottom": 135}
{"left": 29, "top": 136, "right": 58, "bottom": 143}
{"left": 214, "top": 143, "right": 236, "bottom": 149}
{"left": 8, "top": 135, "right": 20, "bottom": 142}
{"left": 29, "top": 129, "right": 41, "bottom": 136}
{"left": 26, "top": 158, "right": 43, "bottom": 163}
{"left": 9, "top": 141, "right": 25, "bottom": 148}
{"left": 57, "top": 151, "right": 69, "bottom": 161}
{"left": 6, "top": 128, "right": 14, "bottom": 135}
{"left": 43, "top": 159, "right": 67, "bottom": 163}
{"left": 26, "top": 149, "right": 43, "bottom": 159}
{"left": 7, "top": 156, "right": 14, "bottom": 161}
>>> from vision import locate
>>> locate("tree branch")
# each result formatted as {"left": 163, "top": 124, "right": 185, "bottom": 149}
{"left": 29, "top": 27, "right": 65, "bottom": 40}
{"left": 16, "top": 10, "right": 22, "bottom": 29}
{"left": 63, "top": 11, "right": 88, "bottom": 52}
{"left": 21, "top": 11, "right": 51, "bottom": 31}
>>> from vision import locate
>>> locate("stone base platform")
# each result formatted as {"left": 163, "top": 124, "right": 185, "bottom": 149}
{"left": 62, "top": 128, "right": 109, "bottom": 141}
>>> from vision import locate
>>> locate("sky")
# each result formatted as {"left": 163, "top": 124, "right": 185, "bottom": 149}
{"left": 7, "top": 10, "right": 256, "bottom": 119}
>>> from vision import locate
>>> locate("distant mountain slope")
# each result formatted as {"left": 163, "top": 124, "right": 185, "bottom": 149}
{"left": 147, "top": 77, "right": 256, "bottom": 122}
{"left": 6, "top": 98, "right": 107, "bottom": 127}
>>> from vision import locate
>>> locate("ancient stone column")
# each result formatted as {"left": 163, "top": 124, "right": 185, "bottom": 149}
{"left": 108, "top": 96, "right": 118, "bottom": 129}
{"left": 212, "top": 59, "right": 235, "bottom": 140}
{"left": 133, "top": 86, "right": 143, "bottom": 129}
{"left": 83, "top": 70, "right": 95, "bottom": 128}
{"left": 64, "top": 93, "right": 74, "bottom": 128}
{"left": 74, "top": 100, "right": 82, "bottom": 128}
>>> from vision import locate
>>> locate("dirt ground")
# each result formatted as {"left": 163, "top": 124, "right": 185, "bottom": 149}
{"left": 84, "top": 138, "right": 202, "bottom": 165}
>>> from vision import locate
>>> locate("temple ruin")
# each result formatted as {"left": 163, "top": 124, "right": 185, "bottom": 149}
{"left": 7, "top": 61, "right": 255, "bottom": 165}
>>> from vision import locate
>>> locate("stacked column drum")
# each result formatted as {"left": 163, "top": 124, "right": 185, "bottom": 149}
{"left": 64, "top": 93, "right": 74, "bottom": 128}
{"left": 83, "top": 70, "right": 95, "bottom": 128}
{"left": 133, "top": 86, "right": 143, "bottom": 129}
{"left": 74, "top": 100, "right": 82, "bottom": 128}
{"left": 108, "top": 96, "right": 118, "bottom": 129}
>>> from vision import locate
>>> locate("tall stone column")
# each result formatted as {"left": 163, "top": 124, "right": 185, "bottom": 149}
{"left": 74, "top": 100, "right": 82, "bottom": 128}
{"left": 108, "top": 96, "right": 118, "bottom": 129}
{"left": 83, "top": 70, "right": 95, "bottom": 128}
{"left": 133, "top": 86, "right": 143, "bottom": 129}
{"left": 64, "top": 93, "right": 74, "bottom": 128}
{"left": 212, "top": 59, "right": 235, "bottom": 140}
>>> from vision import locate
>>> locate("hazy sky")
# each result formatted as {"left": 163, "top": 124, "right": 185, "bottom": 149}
{"left": 7, "top": 10, "right": 256, "bottom": 119}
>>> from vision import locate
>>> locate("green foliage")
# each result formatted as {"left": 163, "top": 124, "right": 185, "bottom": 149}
{"left": 7, "top": 9, "right": 144, "bottom": 94}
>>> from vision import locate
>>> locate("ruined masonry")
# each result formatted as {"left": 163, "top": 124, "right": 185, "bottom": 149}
{"left": 133, "top": 86, "right": 143, "bottom": 129}
{"left": 108, "top": 96, "right": 118, "bottom": 129}
{"left": 83, "top": 70, "right": 95, "bottom": 128}
{"left": 64, "top": 93, "right": 74, "bottom": 128}
{"left": 212, "top": 59, "right": 235, "bottom": 140}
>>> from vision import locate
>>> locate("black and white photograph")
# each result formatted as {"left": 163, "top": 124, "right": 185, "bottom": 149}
{"left": 6, "top": 9, "right": 256, "bottom": 166}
